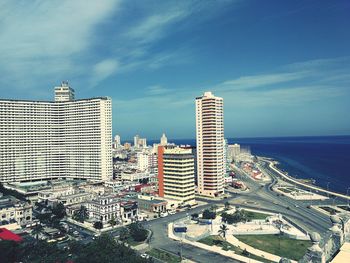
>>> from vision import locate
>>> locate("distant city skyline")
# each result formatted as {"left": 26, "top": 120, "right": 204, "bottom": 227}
{"left": 1, "top": 1, "right": 350, "bottom": 139}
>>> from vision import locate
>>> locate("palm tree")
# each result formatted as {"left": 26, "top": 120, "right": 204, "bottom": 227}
{"left": 211, "top": 205, "right": 218, "bottom": 213}
{"left": 218, "top": 224, "right": 228, "bottom": 240}
{"left": 74, "top": 205, "right": 89, "bottom": 223}
{"left": 32, "top": 223, "right": 43, "bottom": 242}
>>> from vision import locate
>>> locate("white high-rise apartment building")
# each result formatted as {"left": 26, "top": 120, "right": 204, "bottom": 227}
{"left": 196, "top": 91, "right": 225, "bottom": 197}
{"left": 134, "top": 135, "right": 140, "bottom": 148}
{"left": 138, "top": 138, "right": 147, "bottom": 148}
{"left": 133, "top": 135, "right": 147, "bottom": 148}
{"left": 113, "top": 135, "right": 121, "bottom": 149}
{"left": 137, "top": 151, "right": 149, "bottom": 171}
{"left": 0, "top": 82, "right": 112, "bottom": 183}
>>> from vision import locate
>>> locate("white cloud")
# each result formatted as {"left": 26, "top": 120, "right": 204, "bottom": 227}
{"left": 146, "top": 85, "right": 171, "bottom": 95}
{"left": 0, "top": 0, "right": 120, "bottom": 94}
{"left": 91, "top": 59, "right": 119, "bottom": 86}
{"left": 125, "top": 11, "right": 188, "bottom": 44}
{"left": 218, "top": 71, "right": 310, "bottom": 91}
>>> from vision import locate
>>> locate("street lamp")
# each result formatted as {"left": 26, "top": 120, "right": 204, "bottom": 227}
{"left": 327, "top": 182, "right": 331, "bottom": 198}
{"left": 294, "top": 174, "right": 298, "bottom": 191}
{"left": 333, "top": 196, "right": 338, "bottom": 206}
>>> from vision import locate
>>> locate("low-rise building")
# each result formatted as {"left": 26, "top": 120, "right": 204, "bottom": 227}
{"left": 59, "top": 192, "right": 93, "bottom": 206}
{"left": 86, "top": 195, "right": 121, "bottom": 224}
{"left": 120, "top": 201, "right": 138, "bottom": 222}
{"left": 121, "top": 171, "right": 154, "bottom": 182}
{"left": 136, "top": 195, "right": 167, "bottom": 213}
{"left": 0, "top": 194, "right": 32, "bottom": 227}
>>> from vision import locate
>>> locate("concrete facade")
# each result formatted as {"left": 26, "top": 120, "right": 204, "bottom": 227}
{"left": 0, "top": 82, "right": 112, "bottom": 182}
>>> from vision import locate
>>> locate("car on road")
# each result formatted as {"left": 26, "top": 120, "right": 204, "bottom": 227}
{"left": 168, "top": 210, "right": 176, "bottom": 215}
{"left": 73, "top": 231, "right": 79, "bottom": 236}
{"left": 140, "top": 253, "right": 150, "bottom": 259}
{"left": 160, "top": 212, "right": 168, "bottom": 218}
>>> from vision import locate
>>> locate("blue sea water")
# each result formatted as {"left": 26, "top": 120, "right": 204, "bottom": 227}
{"left": 150, "top": 136, "right": 350, "bottom": 194}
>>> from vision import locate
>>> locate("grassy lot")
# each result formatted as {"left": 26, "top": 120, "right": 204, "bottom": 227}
{"left": 235, "top": 234, "right": 312, "bottom": 261}
{"left": 245, "top": 210, "right": 270, "bottom": 220}
{"left": 199, "top": 235, "right": 274, "bottom": 263}
{"left": 146, "top": 248, "right": 181, "bottom": 263}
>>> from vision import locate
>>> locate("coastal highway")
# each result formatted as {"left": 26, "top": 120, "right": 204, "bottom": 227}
{"left": 231, "top": 162, "right": 335, "bottom": 235}
{"left": 260, "top": 157, "right": 350, "bottom": 201}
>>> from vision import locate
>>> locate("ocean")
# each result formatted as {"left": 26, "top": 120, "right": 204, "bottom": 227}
{"left": 150, "top": 136, "right": 350, "bottom": 195}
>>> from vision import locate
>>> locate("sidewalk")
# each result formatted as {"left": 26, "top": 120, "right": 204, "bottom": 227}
{"left": 168, "top": 223, "right": 262, "bottom": 263}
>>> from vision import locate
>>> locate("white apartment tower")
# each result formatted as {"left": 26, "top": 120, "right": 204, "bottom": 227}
{"left": 196, "top": 91, "right": 225, "bottom": 197}
{"left": 134, "top": 135, "right": 140, "bottom": 148}
{"left": 0, "top": 82, "right": 112, "bottom": 183}
{"left": 113, "top": 135, "right": 121, "bottom": 149}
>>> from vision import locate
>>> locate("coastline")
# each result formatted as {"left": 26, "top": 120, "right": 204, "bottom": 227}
{"left": 260, "top": 156, "right": 350, "bottom": 201}
{"left": 149, "top": 135, "right": 350, "bottom": 195}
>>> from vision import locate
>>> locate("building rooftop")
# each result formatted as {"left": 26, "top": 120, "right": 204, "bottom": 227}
{"left": 0, "top": 228, "right": 23, "bottom": 242}
{"left": 0, "top": 96, "right": 110, "bottom": 104}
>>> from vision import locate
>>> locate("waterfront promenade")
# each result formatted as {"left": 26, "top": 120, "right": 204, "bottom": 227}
{"left": 261, "top": 157, "right": 350, "bottom": 201}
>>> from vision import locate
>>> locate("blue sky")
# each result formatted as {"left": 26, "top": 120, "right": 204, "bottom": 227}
{"left": 1, "top": 0, "right": 350, "bottom": 140}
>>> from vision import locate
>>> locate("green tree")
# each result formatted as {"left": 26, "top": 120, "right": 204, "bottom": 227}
{"left": 224, "top": 201, "right": 230, "bottom": 210}
{"left": 0, "top": 240, "right": 20, "bottom": 263}
{"left": 128, "top": 222, "right": 148, "bottom": 242}
{"left": 74, "top": 234, "right": 148, "bottom": 263}
{"left": 191, "top": 213, "right": 199, "bottom": 220}
{"left": 52, "top": 202, "right": 66, "bottom": 220}
{"left": 119, "top": 227, "right": 129, "bottom": 242}
{"left": 218, "top": 224, "right": 229, "bottom": 239}
{"left": 108, "top": 215, "right": 117, "bottom": 230}
{"left": 32, "top": 223, "right": 44, "bottom": 241}
{"left": 202, "top": 209, "right": 216, "bottom": 219}
{"left": 221, "top": 210, "right": 248, "bottom": 224}
{"left": 210, "top": 205, "right": 218, "bottom": 213}
{"left": 73, "top": 205, "right": 89, "bottom": 223}
{"left": 0, "top": 234, "right": 149, "bottom": 263}
{"left": 36, "top": 212, "right": 52, "bottom": 225}
{"left": 94, "top": 221, "right": 103, "bottom": 232}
